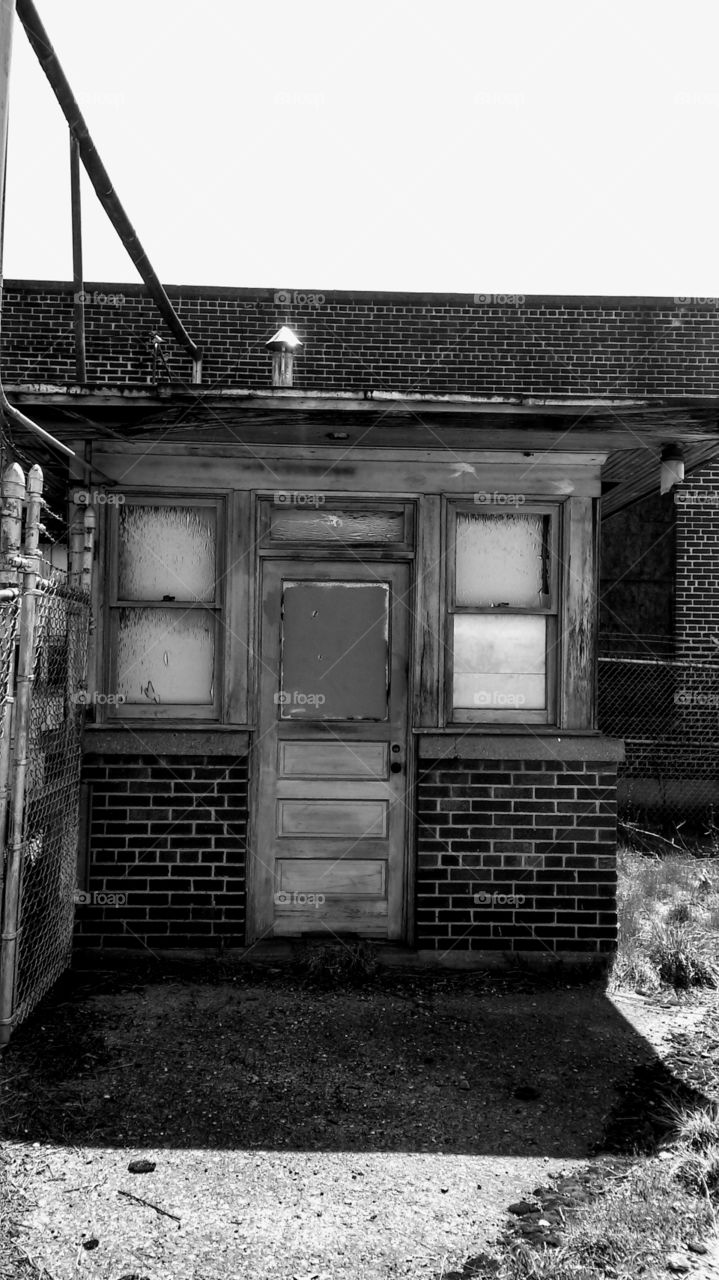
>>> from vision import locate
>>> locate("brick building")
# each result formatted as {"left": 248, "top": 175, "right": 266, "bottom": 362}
{"left": 2, "top": 282, "right": 718, "bottom": 967}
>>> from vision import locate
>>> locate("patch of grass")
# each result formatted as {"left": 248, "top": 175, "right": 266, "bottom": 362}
{"left": 297, "top": 938, "right": 378, "bottom": 988}
{"left": 611, "top": 846, "right": 719, "bottom": 992}
{"left": 491, "top": 1159, "right": 715, "bottom": 1280}
{"left": 646, "top": 921, "right": 719, "bottom": 989}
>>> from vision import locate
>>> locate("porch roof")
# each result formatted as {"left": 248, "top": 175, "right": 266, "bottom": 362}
{"left": 4, "top": 384, "right": 719, "bottom": 519}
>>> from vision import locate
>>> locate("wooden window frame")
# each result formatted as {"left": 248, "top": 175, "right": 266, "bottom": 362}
{"left": 105, "top": 495, "right": 225, "bottom": 721}
{"left": 445, "top": 499, "right": 563, "bottom": 726}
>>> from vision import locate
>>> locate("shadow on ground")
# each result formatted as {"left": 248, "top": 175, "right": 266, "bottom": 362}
{"left": 1, "top": 956, "right": 711, "bottom": 1158}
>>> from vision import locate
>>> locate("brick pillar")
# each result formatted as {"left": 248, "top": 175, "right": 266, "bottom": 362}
{"left": 675, "top": 460, "right": 719, "bottom": 661}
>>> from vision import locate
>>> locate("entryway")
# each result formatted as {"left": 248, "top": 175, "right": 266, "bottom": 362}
{"left": 250, "top": 558, "right": 410, "bottom": 941}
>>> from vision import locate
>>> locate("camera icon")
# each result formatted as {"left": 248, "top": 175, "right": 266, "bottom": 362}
{"left": 474, "top": 891, "right": 491, "bottom": 905}
{"left": 73, "top": 690, "right": 89, "bottom": 706}
{"left": 73, "top": 890, "right": 91, "bottom": 905}
{"left": 273, "top": 891, "right": 292, "bottom": 905}
{"left": 273, "top": 691, "right": 291, "bottom": 706}
{"left": 274, "top": 290, "right": 292, "bottom": 306}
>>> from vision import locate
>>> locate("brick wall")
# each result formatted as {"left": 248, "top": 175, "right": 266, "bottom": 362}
{"left": 416, "top": 759, "right": 618, "bottom": 955}
{"left": 675, "top": 460, "right": 719, "bottom": 661}
{"left": 3, "top": 282, "right": 719, "bottom": 397}
{"left": 74, "top": 755, "right": 247, "bottom": 950}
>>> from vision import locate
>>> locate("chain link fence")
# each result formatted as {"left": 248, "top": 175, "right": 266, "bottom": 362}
{"left": 598, "top": 650, "right": 719, "bottom": 850}
{"left": 9, "top": 576, "right": 91, "bottom": 1025}
{"left": 0, "top": 462, "right": 95, "bottom": 1046}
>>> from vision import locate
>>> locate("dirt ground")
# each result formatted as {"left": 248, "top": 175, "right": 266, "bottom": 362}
{"left": 0, "top": 960, "right": 717, "bottom": 1280}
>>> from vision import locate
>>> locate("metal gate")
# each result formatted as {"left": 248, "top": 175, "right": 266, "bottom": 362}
{"left": 0, "top": 463, "right": 94, "bottom": 1046}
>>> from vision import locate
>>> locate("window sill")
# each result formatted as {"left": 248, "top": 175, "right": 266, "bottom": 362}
{"left": 415, "top": 731, "right": 625, "bottom": 761}
{"left": 82, "top": 726, "right": 252, "bottom": 756}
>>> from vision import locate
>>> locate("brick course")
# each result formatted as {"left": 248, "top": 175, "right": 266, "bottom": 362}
{"left": 416, "top": 758, "right": 618, "bottom": 955}
{"left": 3, "top": 283, "right": 719, "bottom": 396}
{"left": 74, "top": 754, "right": 248, "bottom": 950}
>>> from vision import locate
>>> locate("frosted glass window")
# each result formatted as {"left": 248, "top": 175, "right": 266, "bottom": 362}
{"left": 280, "top": 581, "right": 389, "bottom": 720}
{"left": 455, "top": 513, "right": 549, "bottom": 607}
{"left": 270, "top": 508, "right": 405, "bottom": 543}
{"left": 453, "top": 615, "right": 546, "bottom": 710}
{"left": 119, "top": 506, "right": 216, "bottom": 602}
{"left": 116, "top": 608, "right": 215, "bottom": 704}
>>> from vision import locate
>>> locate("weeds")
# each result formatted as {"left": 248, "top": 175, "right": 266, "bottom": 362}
{"left": 297, "top": 938, "right": 378, "bottom": 988}
{"left": 611, "top": 846, "right": 719, "bottom": 993}
{"left": 646, "top": 921, "right": 719, "bottom": 989}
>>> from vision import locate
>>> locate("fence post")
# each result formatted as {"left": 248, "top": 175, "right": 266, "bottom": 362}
{"left": 0, "top": 464, "right": 43, "bottom": 1049}
{"left": 82, "top": 506, "right": 95, "bottom": 595}
{"left": 0, "top": 463, "right": 24, "bottom": 881}
{"left": 69, "top": 495, "right": 85, "bottom": 589}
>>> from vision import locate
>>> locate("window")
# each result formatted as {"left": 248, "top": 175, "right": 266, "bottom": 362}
{"left": 447, "top": 504, "right": 560, "bottom": 723}
{"left": 107, "top": 499, "right": 222, "bottom": 718}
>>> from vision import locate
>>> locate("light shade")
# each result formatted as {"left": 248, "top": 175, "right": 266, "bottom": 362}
{"left": 660, "top": 444, "right": 684, "bottom": 494}
{"left": 266, "top": 326, "right": 303, "bottom": 352}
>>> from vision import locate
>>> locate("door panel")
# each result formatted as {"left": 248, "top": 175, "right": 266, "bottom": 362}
{"left": 251, "top": 560, "right": 410, "bottom": 941}
{"left": 280, "top": 580, "right": 390, "bottom": 720}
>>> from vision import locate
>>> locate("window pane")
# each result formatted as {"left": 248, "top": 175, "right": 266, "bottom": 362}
{"left": 453, "top": 615, "right": 546, "bottom": 710}
{"left": 270, "top": 508, "right": 405, "bottom": 543}
{"left": 281, "top": 581, "right": 389, "bottom": 720}
{"left": 455, "top": 512, "right": 549, "bottom": 607}
{"left": 119, "top": 505, "right": 216, "bottom": 601}
{"left": 116, "top": 608, "right": 215, "bottom": 704}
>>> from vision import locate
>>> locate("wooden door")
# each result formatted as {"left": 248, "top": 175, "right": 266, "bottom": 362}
{"left": 251, "top": 559, "right": 410, "bottom": 941}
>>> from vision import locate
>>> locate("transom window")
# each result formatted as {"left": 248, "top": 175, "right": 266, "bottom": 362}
{"left": 447, "top": 503, "right": 560, "bottom": 724}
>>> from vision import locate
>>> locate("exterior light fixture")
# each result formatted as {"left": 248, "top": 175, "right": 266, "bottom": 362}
{"left": 660, "top": 443, "right": 684, "bottom": 494}
{"left": 266, "top": 326, "right": 303, "bottom": 387}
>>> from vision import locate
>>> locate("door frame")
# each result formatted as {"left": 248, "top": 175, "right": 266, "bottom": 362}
{"left": 246, "top": 550, "right": 417, "bottom": 948}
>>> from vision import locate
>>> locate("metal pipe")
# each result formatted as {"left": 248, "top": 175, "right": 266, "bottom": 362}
{"left": 0, "top": 0, "right": 113, "bottom": 480}
{"left": 16, "top": 0, "right": 202, "bottom": 371}
{"left": 69, "top": 132, "right": 86, "bottom": 383}
{"left": 0, "top": 463, "right": 24, "bottom": 922}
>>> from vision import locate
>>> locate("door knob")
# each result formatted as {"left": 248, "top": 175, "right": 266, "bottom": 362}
{"left": 390, "top": 761, "right": 402, "bottom": 774}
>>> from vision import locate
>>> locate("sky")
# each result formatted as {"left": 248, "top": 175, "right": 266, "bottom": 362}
{"left": 3, "top": 0, "right": 719, "bottom": 296}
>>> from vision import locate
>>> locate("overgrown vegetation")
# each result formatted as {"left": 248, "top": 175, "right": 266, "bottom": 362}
{"left": 296, "top": 937, "right": 379, "bottom": 987}
{"left": 610, "top": 846, "right": 719, "bottom": 994}
{"left": 488, "top": 1159, "right": 716, "bottom": 1279}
